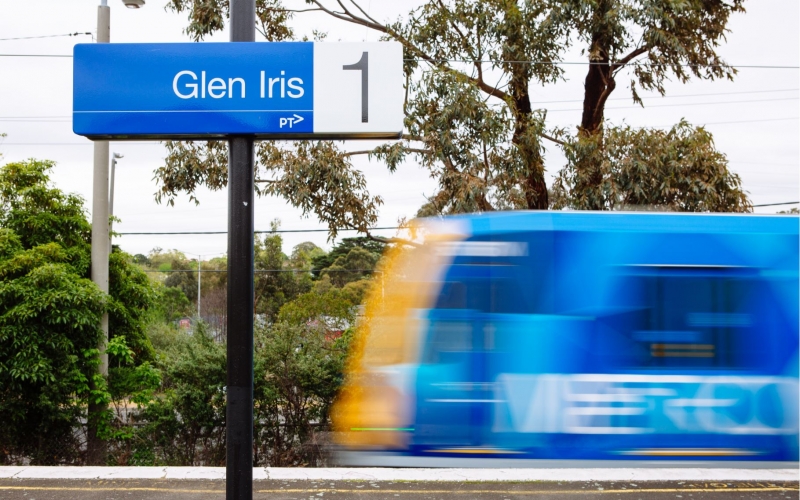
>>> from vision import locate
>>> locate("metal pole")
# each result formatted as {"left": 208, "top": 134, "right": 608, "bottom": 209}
{"left": 109, "top": 153, "right": 120, "bottom": 250}
{"left": 226, "top": 1, "right": 255, "bottom": 499}
{"left": 197, "top": 255, "right": 202, "bottom": 319}
{"left": 91, "top": 1, "right": 111, "bottom": 377}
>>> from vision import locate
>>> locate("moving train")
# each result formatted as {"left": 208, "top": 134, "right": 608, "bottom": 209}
{"left": 332, "top": 212, "right": 799, "bottom": 467}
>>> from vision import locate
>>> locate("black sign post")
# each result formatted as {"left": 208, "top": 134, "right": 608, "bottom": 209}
{"left": 227, "top": 1, "right": 256, "bottom": 499}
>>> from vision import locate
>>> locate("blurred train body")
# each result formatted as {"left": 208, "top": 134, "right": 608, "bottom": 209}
{"left": 332, "top": 212, "right": 799, "bottom": 467}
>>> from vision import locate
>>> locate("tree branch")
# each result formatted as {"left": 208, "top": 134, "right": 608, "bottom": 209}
{"left": 346, "top": 0, "right": 383, "bottom": 27}
{"left": 365, "top": 232, "right": 420, "bottom": 247}
{"left": 306, "top": 0, "right": 509, "bottom": 101}
{"left": 434, "top": 0, "right": 478, "bottom": 62}
{"left": 269, "top": 7, "right": 323, "bottom": 14}
{"left": 541, "top": 132, "right": 566, "bottom": 147}
{"left": 341, "top": 147, "right": 432, "bottom": 158}
{"left": 612, "top": 45, "right": 649, "bottom": 74}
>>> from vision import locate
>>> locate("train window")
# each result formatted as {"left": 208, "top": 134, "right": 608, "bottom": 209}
{"left": 422, "top": 321, "right": 472, "bottom": 364}
{"left": 433, "top": 279, "right": 527, "bottom": 314}
{"left": 629, "top": 268, "right": 753, "bottom": 369}
{"left": 435, "top": 282, "right": 467, "bottom": 309}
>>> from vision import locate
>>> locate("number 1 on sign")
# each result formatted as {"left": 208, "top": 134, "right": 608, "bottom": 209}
{"left": 343, "top": 52, "right": 368, "bottom": 122}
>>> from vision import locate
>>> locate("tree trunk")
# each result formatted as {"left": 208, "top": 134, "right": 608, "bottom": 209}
{"left": 575, "top": 3, "right": 617, "bottom": 210}
{"left": 511, "top": 81, "right": 548, "bottom": 210}
{"left": 580, "top": 0, "right": 616, "bottom": 136}
{"left": 580, "top": 55, "right": 615, "bottom": 135}
{"left": 86, "top": 400, "right": 107, "bottom": 465}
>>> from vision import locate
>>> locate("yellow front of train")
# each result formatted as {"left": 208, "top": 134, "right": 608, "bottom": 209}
{"left": 331, "top": 225, "right": 460, "bottom": 451}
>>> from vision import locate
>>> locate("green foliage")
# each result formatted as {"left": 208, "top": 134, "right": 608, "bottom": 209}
{"left": 552, "top": 121, "right": 751, "bottom": 212}
{"left": 0, "top": 159, "right": 91, "bottom": 270}
{"left": 156, "top": 285, "right": 193, "bottom": 322}
{"left": 289, "top": 241, "right": 325, "bottom": 269}
{"left": 549, "top": 0, "right": 743, "bottom": 133}
{"left": 277, "top": 283, "right": 359, "bottom": 332}
{"left": 132, "top": 253, "right": 150, "bottom": 266}
{"left": 253, "top": 322, "right": 351, "bottom": 466}
{"left": 109, "top": 250, "right": 157, "bottom": 362}
{"left": 0, "top": 229, "right": 105, "bottom": 464}
{"left": 166, "top": 0, "right": 294, "bottom": 43}
{"left": 320, "top": 247, "right": 379, "bottom": 287}
{"left": 114, "top": 320, "right": 352, "bottom": 467}
{"left": 254, "top": 225, "right": 314, "bottom": 321}
{"left": 133, "top": 325, "right": 227, "bottom": 466}
{"left": 311, "top": 237, "right": 384, "bottom": 276}
{"left": 0, "top": 157, "right": 377, "bottom": 465}
{"left": 0, "top": 159, "right": 158, "bottom": 464}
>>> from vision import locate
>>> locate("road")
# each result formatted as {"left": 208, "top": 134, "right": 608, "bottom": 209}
{"left": 0, "top": 479, "right": 797, "bottom": 500}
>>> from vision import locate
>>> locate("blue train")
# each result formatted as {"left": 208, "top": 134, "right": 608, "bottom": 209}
{"left": 333, "top": 212, "right": 799, "bottom": 467}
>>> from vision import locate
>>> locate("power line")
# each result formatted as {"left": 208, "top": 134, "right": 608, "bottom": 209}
{"left": 0, "top": 142, "right": 159, "bottom": 145}
{"left": 608, "top": 117, "right": 799, "bottom": 128}
{"left": 752, "top": 201, "right": 799, "bottom": 207}
{"left": 0, "top": 54, "right": 72, "bottom": 58}
{"left": 141, "top": 269, "right": 378, "bottom": 273}
{"left": 1, "top": 53, "right": 798, "bottom": 69}
{"left": 1, "top": 115, "right": 797, "bottom": 135}
{"left": 683, "top": 117, "right": 798, "bottom": 126}
{"left": 2, "top": 115, "right": 797, "bottom": 148}
{"left": 731, "top": 161, "right": 799, "bottom": 166}
{"left": 0, "top": 32, "right": 93, "bottom": 41}
{"left": 407, "top": 58, "right": 800, "bottom": 70}
{"left": 4, "top": 88, "right": 796, "bottom": 121}
{"left": 2, "top": 97, "right": 797, "bottom": 127}
{"left": 534, "top": 88, "right": 798, "bottom": 105}
{"left": 548, "top": 96, "right": 798, "bottom": 113}
{"left": 118, "top": 227, "right": 401, "bottom": 235}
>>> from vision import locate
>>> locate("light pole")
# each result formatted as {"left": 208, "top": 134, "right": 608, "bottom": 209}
{"left": 88, "top": 0, "right": 144, "bottom": 466}
{"left": 91, "top": 0, "right": 146, "bottom": 378}
{"left": 91, "top": 0, "right": 111, "bottom": 380}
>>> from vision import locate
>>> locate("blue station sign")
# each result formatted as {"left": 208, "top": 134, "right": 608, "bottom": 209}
{"left": 73, "top": 42, "right": 403, "bottom": 139}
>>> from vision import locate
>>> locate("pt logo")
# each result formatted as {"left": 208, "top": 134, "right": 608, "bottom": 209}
{"left": 279, "top": 114, "right": 304, "bottom": 129}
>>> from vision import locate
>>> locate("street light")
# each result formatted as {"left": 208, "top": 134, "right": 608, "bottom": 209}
{"left": 92, "top": 0, "right": 145, "bottom": 378}
{"left": 109, "top": 153, "right": 122, "bottom": 222}
{"left": 109, "top": 153, "right": 123, "bottom": 249}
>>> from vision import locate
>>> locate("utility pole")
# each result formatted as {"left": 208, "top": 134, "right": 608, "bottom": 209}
{"left": 87, "top": 0, "right": 111, "bottom": 467}
{"left": 226, "top": 1, "right": 255, "bottom": 498}
{"left": 197, "top": 255, "right": 202, "bottom": 319}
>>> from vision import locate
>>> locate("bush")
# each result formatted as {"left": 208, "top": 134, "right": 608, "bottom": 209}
{"left": 254, "top": 322, "right": 351, "bottom": 466}
{"left": 104, "top": 320, "right": 352, "bottom": 467}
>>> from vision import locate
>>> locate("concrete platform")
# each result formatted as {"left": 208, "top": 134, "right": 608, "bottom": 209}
{"left": 0, "top": 477, "right": 797, "bottom": 500}
{"left": 0, "top": 466, "right": 797, "bottom": 482}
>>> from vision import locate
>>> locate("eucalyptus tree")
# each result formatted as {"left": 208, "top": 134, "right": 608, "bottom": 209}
{"left": 157, "top": 0, "right": 750, "bottom": 236}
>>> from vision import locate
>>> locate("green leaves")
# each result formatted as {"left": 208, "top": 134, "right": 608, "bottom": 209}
{"left": 553, "top": 120, "right": 751, "bottom": 212}
{"left": 156, "top": 139, "right": 383, "bottom": 238}
{"left": 253, "top": 321, "right": 352, "bottom": 465}
{"left": 0, "top": 246, "right": 104, "bottom": 463}
{"left": 256, "top": 141, "right": 383, "bottom": 238}
{"left": 0, "top": 159, "right": 158, "bottom": 464}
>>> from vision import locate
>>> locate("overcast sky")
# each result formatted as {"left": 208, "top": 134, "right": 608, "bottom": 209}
{"left": 0, "top": 0, "right": 797, "bottom": 259}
